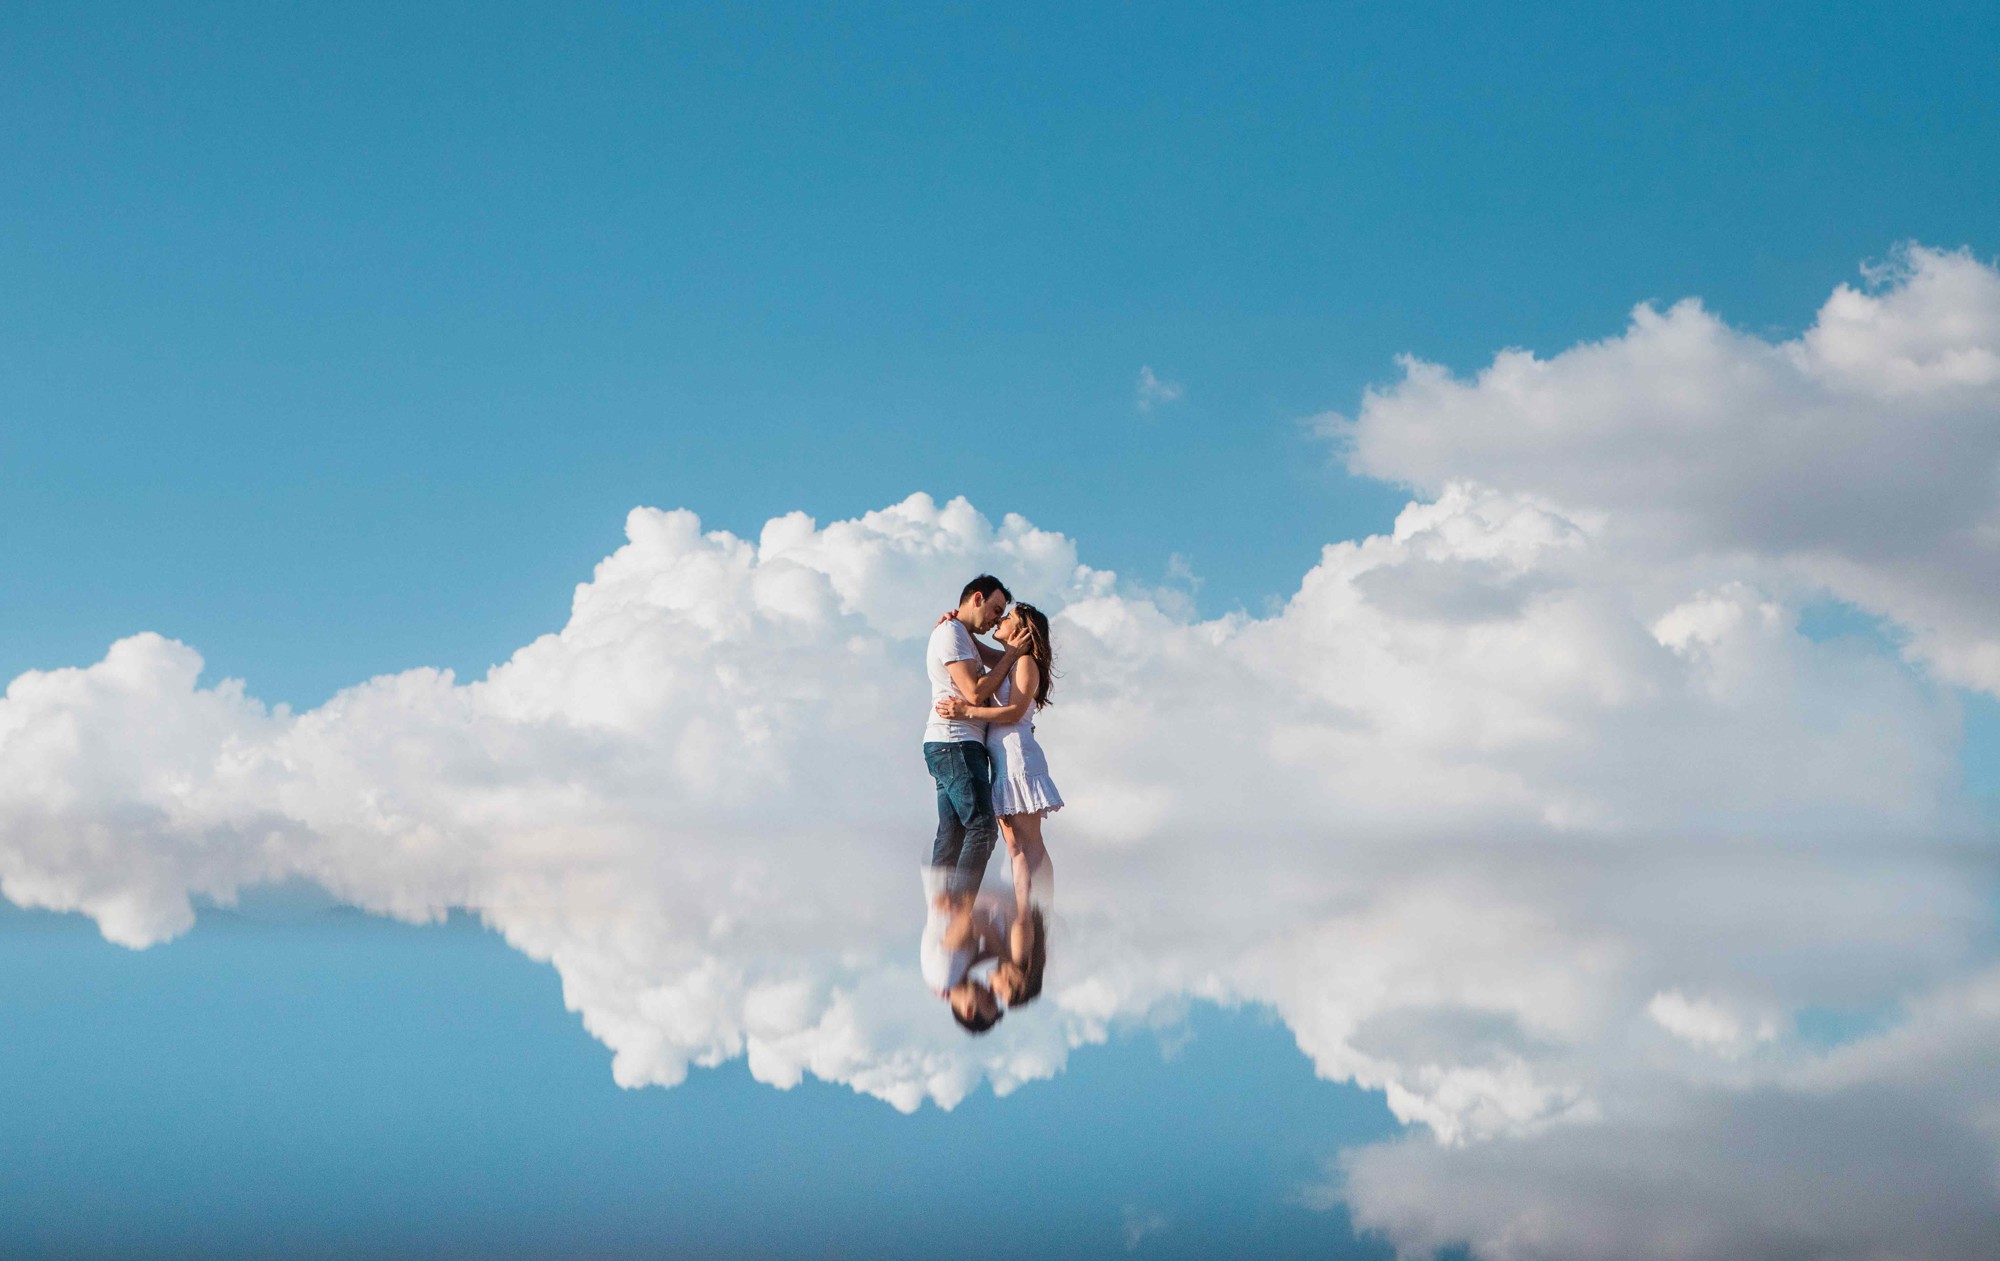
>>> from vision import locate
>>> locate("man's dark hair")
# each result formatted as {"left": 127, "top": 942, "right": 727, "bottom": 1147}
{"left": 960, "top": 574, "right": 1011, "bottom": 605}
{"left": 953, "top": 1001, "right": 1003, "bottom": 1035}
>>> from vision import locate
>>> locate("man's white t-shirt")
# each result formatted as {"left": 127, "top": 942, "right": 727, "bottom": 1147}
{"left": 924, "top": 619, "right": 987, "bottom": 744}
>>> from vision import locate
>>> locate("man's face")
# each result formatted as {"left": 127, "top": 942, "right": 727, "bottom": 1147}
{"left": 950, "top": 981, "right": 999, "bottom": 1025}
{"left": 968, "top": 592, "right": 1009, "bottom": 634}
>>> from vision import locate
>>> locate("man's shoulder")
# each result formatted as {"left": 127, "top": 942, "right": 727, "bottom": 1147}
{"left": 928, "top": 618, "right": 977, "bottom": 661}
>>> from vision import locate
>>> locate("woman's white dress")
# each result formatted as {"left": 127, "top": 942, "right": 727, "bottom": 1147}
{"left": 987, "top": 676, "right": 1064, "bottom": 818}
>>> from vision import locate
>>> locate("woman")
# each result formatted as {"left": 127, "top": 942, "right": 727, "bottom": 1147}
{"left": 935, "top": 602, "right": 1058, "bottom": 1007}
{"left": 988, "top": 903, "right": 1045, "bottom": 1009}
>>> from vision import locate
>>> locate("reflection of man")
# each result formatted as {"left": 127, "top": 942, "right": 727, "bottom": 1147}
{"left": 921, "top": 575, "right": 1021, "bottom": 898}
{"left": 920, "top": 867, "right": 1007, "bottom": 1034}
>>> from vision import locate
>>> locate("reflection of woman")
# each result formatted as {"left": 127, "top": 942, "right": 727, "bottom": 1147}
{"left": 990, "top": 902, "right": 1045, "bottom": 1009}
{"left": 934, "top": 604, "right": 1059, "bottom": 910}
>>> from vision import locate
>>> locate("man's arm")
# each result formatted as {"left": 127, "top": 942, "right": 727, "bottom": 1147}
{"left": 936, "top": 657, "right": 1037, "bottom": 723}
{"left": 946, "top": 643, "right": 1025, "bottom": 705}
{"left": 944, "top": 658, "right": 986, "bottom": 704}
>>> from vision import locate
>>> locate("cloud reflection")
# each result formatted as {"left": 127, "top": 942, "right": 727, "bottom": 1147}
{"left": 6, "top": 247, "right": 2000, "bottom": 1258}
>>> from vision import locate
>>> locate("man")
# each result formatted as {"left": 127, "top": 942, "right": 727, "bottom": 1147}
{"left": 919, "top": 863, "right": 1008, "bottom": 1034}
{"left": 922, "top": 574, "right": 1023, "bottom": 899}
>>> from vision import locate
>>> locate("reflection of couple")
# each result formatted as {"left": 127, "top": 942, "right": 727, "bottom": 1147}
{"left": 919, "top": 575, "right": 1059, "bottom": 1034}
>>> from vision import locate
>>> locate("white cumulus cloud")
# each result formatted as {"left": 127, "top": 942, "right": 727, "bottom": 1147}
{"left": 1329, "top": 242, "right": 2000, "bottom": 696}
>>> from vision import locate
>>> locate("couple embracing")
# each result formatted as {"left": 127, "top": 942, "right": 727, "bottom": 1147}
{"left": 919, "top": 574, "right": 1061, "bottom": 1034}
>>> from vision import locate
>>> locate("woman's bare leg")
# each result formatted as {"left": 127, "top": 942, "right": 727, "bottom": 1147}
{"left": 999, "top": 812, "right": 1051, "bottom": 902}
{"left": 996, "top": 816, "right": 1030, "bottom": 912}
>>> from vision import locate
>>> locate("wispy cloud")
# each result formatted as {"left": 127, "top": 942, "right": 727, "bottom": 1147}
{"left": 1134, "top": 365, "right": 1184, "bottom": 412}
{"left": 1122, "top": 1205, "right": 1170, "bottom": 1250}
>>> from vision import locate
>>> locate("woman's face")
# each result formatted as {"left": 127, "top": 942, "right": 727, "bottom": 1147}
{"left": 998, "top": 611, "right": 1024, "bottom": 643}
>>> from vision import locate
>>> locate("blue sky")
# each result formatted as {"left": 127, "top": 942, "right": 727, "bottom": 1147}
{"left": 5, "top": 2, "right": 1997, "bottom": 705}
{"left": 5, "top": 4, "right": 2000, "bottom": 1258}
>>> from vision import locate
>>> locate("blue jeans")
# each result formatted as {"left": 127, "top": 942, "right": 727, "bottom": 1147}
{"left": 924, "top": 740, "right": 997, "bottom": 897}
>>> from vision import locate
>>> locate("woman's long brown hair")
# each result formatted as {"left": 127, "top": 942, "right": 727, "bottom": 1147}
{"left": 1015, "top": 906, "right": 1047, "bottom": 1006}
{"left": 1011, "top": 604, "right": 1055, "bottom": 707}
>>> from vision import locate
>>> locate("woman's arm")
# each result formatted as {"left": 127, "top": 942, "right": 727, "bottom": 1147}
{"left": 948, "top": 620, "right": 1029, "bottom": 704}
{"left": 935, "top": 657, "right": 1038, "bottom": 724}
{"left": 944, "top": 647, "right": 1020, "bottom": 705}
{"left": 972, "top": 897, "right": 1014, "bottom": 964}
{"left": 964, "top": 641, "right": 1023, "bottom": 703}
{"left": 937, "top": 618, "right": 1023, "bottom": 703}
